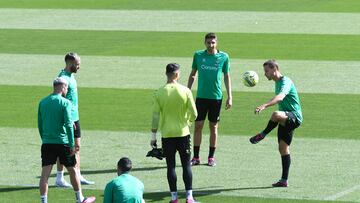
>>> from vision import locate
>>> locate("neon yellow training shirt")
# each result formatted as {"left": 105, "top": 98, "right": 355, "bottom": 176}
{"left": 152, "top": 83, "right": 197, "bottom": 138}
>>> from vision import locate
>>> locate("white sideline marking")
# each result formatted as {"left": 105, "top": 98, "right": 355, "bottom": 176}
{"left": 324, "top": 184, "right": 360, "bottom": 200}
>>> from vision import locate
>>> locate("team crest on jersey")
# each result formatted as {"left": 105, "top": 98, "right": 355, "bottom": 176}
{"left": 202, "top": 58, "right": 206, "bottom": 62}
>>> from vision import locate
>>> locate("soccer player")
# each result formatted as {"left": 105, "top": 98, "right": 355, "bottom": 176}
{"left": 151, "top": 63, "right": 199, "bottom": 203}
{"left": 55, "top": 52, "right": 94, "bottom": 187}
{"left": 187, "top": 32, "right": 232, "bottom": 167}
{"left": 103, "top": 157, "right": 145, "bottom": 203}
{"left": 38, "top": 77, "right": 95, "bottom": 203}
{"left": 249, "top": 60, "right": 303, "bottom": 187}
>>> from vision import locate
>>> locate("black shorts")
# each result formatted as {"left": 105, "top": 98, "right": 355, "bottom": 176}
{"left": 277, "top": 112, "right": 301, "bottom": 145}
{"left": 195, "top": 98, "right": 222, "bottom": 122}
{"left": 74, "top": 120, "right": 81, "bottom": 138}
{"left": 162, "top": 135, "right": 191, "bottom": 159}
{"left": 41, "top": 144, "right": 76, "bottom": 167}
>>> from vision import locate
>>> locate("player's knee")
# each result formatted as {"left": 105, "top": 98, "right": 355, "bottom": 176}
{"left": 195, "top": 122, "right": 204, "bottom": 132}
{"left": 271, "top": 111, "right": 282, "bottom": 122}
{"left": 278, "top": 146, "right": 289, "bottom": 155}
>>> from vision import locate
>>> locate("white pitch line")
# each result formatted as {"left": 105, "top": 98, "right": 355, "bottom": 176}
{"left": 324, "top": 184, "right": 360, "bottom": 200}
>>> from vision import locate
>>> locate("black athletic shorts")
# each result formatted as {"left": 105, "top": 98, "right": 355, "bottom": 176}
{"left": 162, "top": 135, "right": 191, "bottom": 159}
{"left": 74, "top": 120, "right": 81, "bottom": 138}
{"left": 41, "top": 144, "right": 76, "bottom": 167}
{"left": 195, "top": 98, "right": 222, "bottom": 122}
{"left": 277, "top": 111, "right": 301, "bottom": 145}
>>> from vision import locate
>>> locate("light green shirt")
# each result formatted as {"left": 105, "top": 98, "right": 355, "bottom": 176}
{"left": 275, "top": 76, "right": 303, "bottom": 123}
{"left": 103, "top": 173, "right": 144, "bottom": 203}
{"left": 192, "top": 50, "right": 230, "bottom": 99}
{"left": 152, "top": 83, "right": 197, "bottom": 138}
{"left": 38, "top": 94, "right": 74, "bottom": 147}
{"left": 58, "top": 69, "right": 79, "bottom": 121}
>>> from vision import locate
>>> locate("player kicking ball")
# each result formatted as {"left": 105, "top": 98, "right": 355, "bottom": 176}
{"left": 249, "top": 60, "right": 303, "bottom": 187}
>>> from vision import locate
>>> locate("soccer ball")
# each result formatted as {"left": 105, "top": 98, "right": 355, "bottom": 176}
{"left": 242, "top": 71, "right": 259, "bottom": 87}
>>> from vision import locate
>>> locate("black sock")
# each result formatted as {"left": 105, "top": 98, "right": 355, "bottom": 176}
{"left": 281, "top": 154, "right": 291, "bottom": 181}
{"left": 193, "top": 146, "right": 200, "bottom": 158}
{"left": 263, "top": 120, "right": 278, "bottom": 135}
{"left": 208, "top": 147, "right": 216, "bottom": 158}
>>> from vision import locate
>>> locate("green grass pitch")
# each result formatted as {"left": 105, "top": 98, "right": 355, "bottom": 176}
{"left": 0, "top": 0, "right": 360, "bottom": 202}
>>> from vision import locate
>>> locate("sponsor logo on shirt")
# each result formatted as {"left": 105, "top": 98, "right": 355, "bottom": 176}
{"left": 200, "top": 65, "right": 219, "bottom": 71}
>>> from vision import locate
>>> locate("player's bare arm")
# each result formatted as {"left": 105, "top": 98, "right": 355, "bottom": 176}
{"left": 187, "top": 69, "right": 197, "bottom": 89}
{"left": 255, "top": 93, "right": 286, "bottom": 114}
{"left": 224, "top": 73, "right": 232, "bottom": 110}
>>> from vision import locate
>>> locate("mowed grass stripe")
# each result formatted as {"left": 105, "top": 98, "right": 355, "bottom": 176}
{"left": 1, "top": 29, "right": 360, "bottom": 61}
{"left": 0, "top": 187, "right": 350, "bottom": 203}
{"left": 1, "top": 9, "right": 360, "bottom": 35}
{"left": 2, "top": 128, "right": 360, "bottom": 202}
{"left": 0, "top": 85, "right": 359, "bottom": 139}
{"left": 0, "top": 0, "right": 360, "bottom": 13}
{"left": 1, "top": 54, "right": 360, "bottom": 94}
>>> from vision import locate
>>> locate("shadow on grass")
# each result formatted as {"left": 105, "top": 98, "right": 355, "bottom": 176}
{"left": 0, "top": 186, "right": 56, "bottom": 193}
{"left": 36, "top": 166, "right": 167, "bottom": 178}
{"left": 144, "top": 186, "right": 274, "bottom": 202}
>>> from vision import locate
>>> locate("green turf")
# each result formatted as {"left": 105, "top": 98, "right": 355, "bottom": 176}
{"left": 0, "top": 85, "right": 359, "bottom": 139}
{"left": 1, "top": 0, "right": 360, "bottom": 13}
{"left": 2, "top": 9, "right": 360, "bottom": 35}
{"left": 1, "top": 29, "right": 360, "bottom": 61}
{"left": 1, "top": 186, "right": 350, "bottom": 203}
{"left": 2, "top": 129, "right": 360, "bottom": 202}
{"left": 2, "top": 53, "right": 360, "bottom": 95}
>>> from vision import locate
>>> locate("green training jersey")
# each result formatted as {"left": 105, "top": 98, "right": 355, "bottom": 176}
{"left": 103, "top": 173, "right": 144, "bottom": 203}
{"left": 58, "top": 69, "right": 79, "bottom": 121}
{"left": 192, "top": 50, "right": 230, "bottom": 100}
{"left": 152, "top": 83, "right": 197, "bottom": 138}
{"left": 275, "top": 76, "right": 303, "bottom": 123}
{"left": 38, "top": 94, "right": 75, "bottom": 148}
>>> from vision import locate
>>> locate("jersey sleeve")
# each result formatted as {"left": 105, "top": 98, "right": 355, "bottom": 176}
{"left": 222, "top": 54, "right": 230, "bottom": 74}
{"left": 278, "top": 78, "right": 292, "bottom": 95}
{"left": 64, "top": 101, "right": 75, "bottom": 148}
{"left": 103, "top": 182, "right": 113, "bottom": 203}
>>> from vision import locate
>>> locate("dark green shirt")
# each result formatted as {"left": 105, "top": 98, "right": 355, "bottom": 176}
{"left": 192, "top": 50, "right": 230, "bottom": 99}
{"left": 58, "top": 69, "right": 79, "bottom": 121}
{"left": 103, "top": 173, "right": 144, "bottom": 203}
{"left": 38, "top": 94, "right": 74, "bottom": 147}
{"left": 275, "top": 76, "right": 303, "bottom": 123}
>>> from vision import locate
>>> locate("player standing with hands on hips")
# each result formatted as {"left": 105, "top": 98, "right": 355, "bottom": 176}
{"left": 188, "top": 32, "right": 232, "bottom": 167}
{"left": 150, "top": 63, "right": 199, "bottom": 203}
{"left": 250, "top": 59, "right": 303, "bottom": 187}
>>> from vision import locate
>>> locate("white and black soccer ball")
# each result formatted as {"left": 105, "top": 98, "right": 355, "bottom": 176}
{"left": 242, "top": 71, "right": 259, "bottom": 87}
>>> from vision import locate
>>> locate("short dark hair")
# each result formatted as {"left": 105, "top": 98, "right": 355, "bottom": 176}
{"left": 117, "top": 157, "right": 132, "bottom": 172}
{"left": 166, "top": 63, "right": 180, "bottom": 74}
{"left": 205, "top": 32, "right": 217, "bottom": 41}
{"left": 263, "top": 59, "right": 279, "bottom": 69}
{"left": 64, "top": 52, "right": 79, "bottom": 64}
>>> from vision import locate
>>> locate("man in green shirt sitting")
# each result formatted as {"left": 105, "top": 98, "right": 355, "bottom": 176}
{"left": 38, "top": 77, "right": 95, "bottom": 203}
{"left": 103, "top": 157, "right": 145, "bottom": 203}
